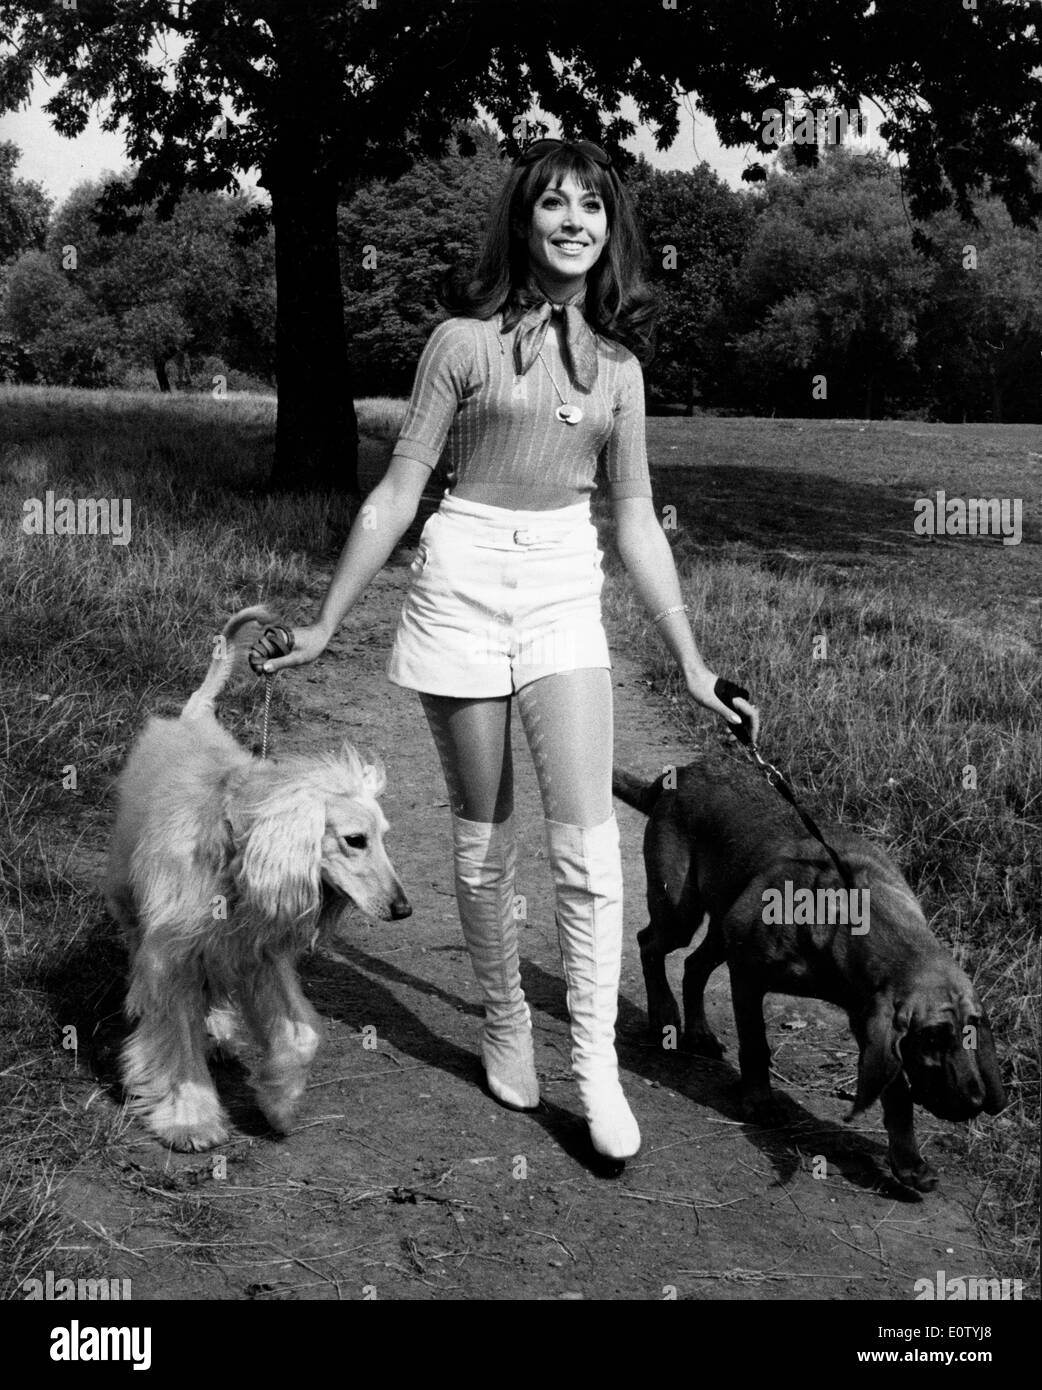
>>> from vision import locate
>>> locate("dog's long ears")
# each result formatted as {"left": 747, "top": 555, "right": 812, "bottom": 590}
{"left": 973, "top": 1007, "right": 1006, "bottom": 1115}
{"left": 848, "top": 993, "right": 908, "bottom": 1121}
{"left": 234, "top": 792, "right": 324, "bottom": 927}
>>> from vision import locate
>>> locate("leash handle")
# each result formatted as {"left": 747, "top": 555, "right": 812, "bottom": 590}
{"left": 248, "top": 624, "right": 295, "bottom": 675}
{"left": 714, "top": 676, "right": 755, "bottom": 746}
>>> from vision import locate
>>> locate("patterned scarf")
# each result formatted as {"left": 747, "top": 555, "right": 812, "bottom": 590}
{"left": 511, "top": 279, "right": 599, "bottom": 392}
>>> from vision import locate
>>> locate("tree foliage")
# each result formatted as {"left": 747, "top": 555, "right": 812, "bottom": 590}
{"left": 725, "top": 146, "right": 1042, "bottom": 420}
{"left": 2, "top": 0, "right": 1039, "bottom": 487}
{"left": 918, "top": 192, "right": 1042, "bottom": 422}
{"left": 626, "top": 158, "right": 753, "bottom": 411}
{"left": 2, "top": 175, "right": 275, "bottom": 388}
{"left": 339, "top": 126, "right": 504, "bottom": 396}
{"left": 729, "top": 149, "right": 934, "bottom": 416}
{"left": 0, "top": 137, "right": 50, "bottom": 265}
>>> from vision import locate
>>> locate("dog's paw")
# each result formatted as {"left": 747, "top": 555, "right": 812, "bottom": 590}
{"left": 259, "top": 1103, "right": 298, "bottom": 1135}
{"left": 890, "top": 1155, "right": 939, "bottom": 1195}
{"left": 147, "top": 1081, "right": 230, "bottom": 1151}
{"left": 682, "top": 1029, "right": 726, "bottom": 1060}
{"left": 256, "top": 1090, "right": 303, "bottom": 1135}
{"left": 739, "top": 1089, "right": 783, "bottom": 1125}
{"left": 161, "top": 1119, "right": 231, "bottom": 1152}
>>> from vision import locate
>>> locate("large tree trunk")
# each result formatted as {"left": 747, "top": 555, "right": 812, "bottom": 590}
{"left": 267, "top": 162, "right": 359, "bottom": 495}
{"left": 266, "top": 14, "right": 359, "bottom": 496}
{"left": 154, "top": 354, "right": 171, "bottom": 393}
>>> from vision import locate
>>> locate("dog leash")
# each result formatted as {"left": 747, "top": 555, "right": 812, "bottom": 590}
{"left": 248, "top": 624, "right": 295, "bottom": 759}
{"left": 714, "top": 677, "right": 857, "bottom": 892}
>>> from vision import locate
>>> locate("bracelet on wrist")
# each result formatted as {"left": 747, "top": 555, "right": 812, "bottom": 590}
{"left": 651, "top": 603, "right": 690, "bottom": 626}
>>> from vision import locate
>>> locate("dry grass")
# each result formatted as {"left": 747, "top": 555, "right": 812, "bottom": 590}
{"left": 596, "top": 457, "right": 1039, "bottom": 1281}
{"left": 355, "top": 396, "right": 409, "bottom": 440}
{"left": 1, "top": 384, "right": 1037, "bottom": 1293}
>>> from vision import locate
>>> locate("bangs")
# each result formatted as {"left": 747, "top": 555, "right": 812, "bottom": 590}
{"left": 523, "top": 147, "right": 614, "bottom": 209}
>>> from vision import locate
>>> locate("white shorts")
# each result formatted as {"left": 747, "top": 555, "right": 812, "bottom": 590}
{"left": 387, "top": 493, "right": 611, "bottom": 697}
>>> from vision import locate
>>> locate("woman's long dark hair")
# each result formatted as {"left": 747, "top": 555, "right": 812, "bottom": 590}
{"left": 441, "top": 144, "right": 657, "bottom": 363}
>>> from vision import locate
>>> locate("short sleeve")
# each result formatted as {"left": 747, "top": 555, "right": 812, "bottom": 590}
{"left": 602, "top": 352, "right": 652, "bottom": 501}
{"left": 390, "top": 319, "right": 475, "bottom": 470}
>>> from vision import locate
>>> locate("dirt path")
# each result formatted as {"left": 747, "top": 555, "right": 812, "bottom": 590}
{"left": 59, "top": 529, "right": 996, "bottom": 1302}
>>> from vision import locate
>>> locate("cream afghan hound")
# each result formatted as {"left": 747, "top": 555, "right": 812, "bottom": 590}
{"left": 104, "top": 606, "right": 411, "bottom": 1152}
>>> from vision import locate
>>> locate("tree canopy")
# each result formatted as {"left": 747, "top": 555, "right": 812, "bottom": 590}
{"left": 3, "top": 176, "right": 274, "bottom": 389}
{"left": 3, "top": 1, "right": 1039, "bottom": 221}
{"left": 0, "top": 137, "right": 49, "bottom": 265}
{"left": 5, "top": 137, "right": 1040, "bottom": 420}
{"left": 2, "top": 1, "right": 1040, "bottom": 484}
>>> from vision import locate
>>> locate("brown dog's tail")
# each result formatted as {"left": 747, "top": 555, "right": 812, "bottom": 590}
{"left": 612, "top": 767, "right": 663, "bottom": 817}
{"left": 181, "top": 606, "right": 274, "bottom": 721}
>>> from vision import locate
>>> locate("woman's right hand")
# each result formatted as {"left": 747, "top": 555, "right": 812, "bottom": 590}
{"left": 249, "top": 623, "right": 330, "bottom": 675}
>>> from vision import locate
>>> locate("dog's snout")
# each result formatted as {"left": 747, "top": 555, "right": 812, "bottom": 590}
{"left": 390, "top": 891, "right": 412, "bottom": 920}
{"left": 963, "top": 1073, "right": 986, "bottom": 1112}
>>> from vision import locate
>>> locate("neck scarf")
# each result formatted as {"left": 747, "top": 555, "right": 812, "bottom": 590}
{"left": 511, "top": 279, "right": 599, "bottom": 392}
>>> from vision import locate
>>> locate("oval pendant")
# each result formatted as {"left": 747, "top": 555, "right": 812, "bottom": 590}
{"left": 556, "top": 404, "right": 583, "bottom": 425}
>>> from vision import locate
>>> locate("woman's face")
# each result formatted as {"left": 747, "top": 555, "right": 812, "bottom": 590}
{"left": 526, "top": 171, "right": 609, "bottom": 298}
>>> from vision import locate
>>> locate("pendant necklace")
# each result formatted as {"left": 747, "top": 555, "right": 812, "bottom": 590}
{"left": 536, "top": 351, "right": 584, "bottom": 425}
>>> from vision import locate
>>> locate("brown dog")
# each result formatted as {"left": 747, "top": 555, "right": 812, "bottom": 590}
{"left": 613, "top": 749, "right": 1005, "bottom": 1193}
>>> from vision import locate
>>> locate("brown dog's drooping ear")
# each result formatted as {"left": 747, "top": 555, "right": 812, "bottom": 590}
{"left": 849, "top": 993, "right": 910, "bottom": 1120}
{"left": 967, "top": 1005, "right": 1006, "bottom": 1115}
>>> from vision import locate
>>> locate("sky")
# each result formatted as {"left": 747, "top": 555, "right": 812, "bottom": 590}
{"left": 1, "top": 77, "right": 765, "bottom": 209}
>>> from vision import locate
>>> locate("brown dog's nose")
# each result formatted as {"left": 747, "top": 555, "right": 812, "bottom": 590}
{"left": 390, "top": 892, "right": 412, "bottom": 920}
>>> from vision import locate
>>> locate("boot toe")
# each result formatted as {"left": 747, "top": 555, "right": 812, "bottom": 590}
{"left": 482, "top": 1034, "right": 541, "bottom": 1110}
{"left": 584, "top": 1087, "right": 641, "bottom": 1159}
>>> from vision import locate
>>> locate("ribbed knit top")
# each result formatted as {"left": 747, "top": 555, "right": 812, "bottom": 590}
{"left": 389, "top": 314, "right": 653, "bottom": 509}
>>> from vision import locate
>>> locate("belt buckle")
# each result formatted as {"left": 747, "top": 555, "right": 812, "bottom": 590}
{"left": 513, "top": 528, "right": 532, "bottom": 545}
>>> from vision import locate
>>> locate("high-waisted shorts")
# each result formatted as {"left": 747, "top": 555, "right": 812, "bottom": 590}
{"left": 387, "top": 493, "right": 611, "bottom": 697}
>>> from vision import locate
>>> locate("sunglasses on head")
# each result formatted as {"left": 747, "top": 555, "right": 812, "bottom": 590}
{"left": 515, "top": 137, "right": 612, "bottom": 169}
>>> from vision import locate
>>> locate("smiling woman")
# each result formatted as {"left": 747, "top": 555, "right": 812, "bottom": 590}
{"left": 527, "top": 175, "right": 609, "bottom": 295}
{"left": 249, "top": 136, "right": 756, "bottom": 1166}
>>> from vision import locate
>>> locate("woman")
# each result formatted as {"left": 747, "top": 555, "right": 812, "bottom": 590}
{"left": 252, "top": 138, "right": 754, "bottom": 1164}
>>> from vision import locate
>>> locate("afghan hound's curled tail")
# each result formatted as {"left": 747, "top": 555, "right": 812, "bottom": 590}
{"left": 181, "top": 606, "right": 274, "bottom": 722}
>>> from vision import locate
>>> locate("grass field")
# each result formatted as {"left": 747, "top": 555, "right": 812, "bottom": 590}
{"left": 1, "top": 385, "right": 1038, "bottom": 1295}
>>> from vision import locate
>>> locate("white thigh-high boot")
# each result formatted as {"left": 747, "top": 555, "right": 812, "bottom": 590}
{"left": 546, "top": 813, "right": 641, "bottom": 1160}
{"left": 452, "top": 814, "right": 540, "bottom": 1111}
